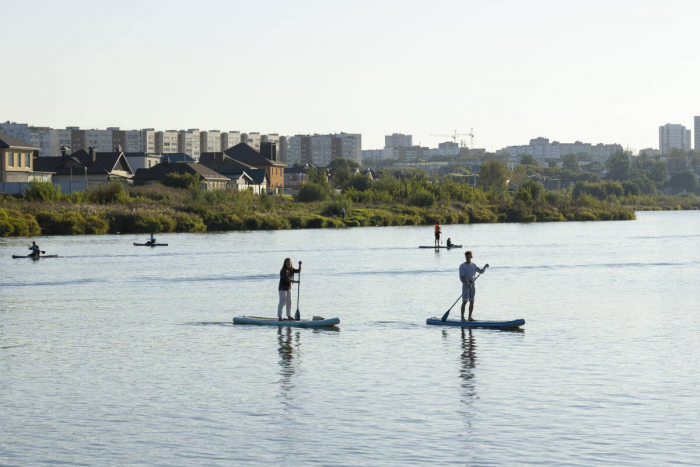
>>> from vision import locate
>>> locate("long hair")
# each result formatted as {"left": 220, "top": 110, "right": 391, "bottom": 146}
{"left": 282, "top": 258, "right": 292, "bottom": 270}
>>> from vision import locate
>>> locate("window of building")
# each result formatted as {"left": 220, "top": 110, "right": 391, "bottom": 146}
{"left": 8, "top": 152, "right": 14, "bottom": 167}
{"left": 25, "top": 153, "right": 30, "bottom": 168}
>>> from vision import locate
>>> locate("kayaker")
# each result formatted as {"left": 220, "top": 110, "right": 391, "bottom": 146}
{"left": 29, "top": 241, "right": 40, "bottom": 258}
{"left": 278, "top": 258, "right": 302, "bottom": 321}
{"left": 149, "top": 233, "right": 156, "bottom": 245}
{"left": 434, "top": 221, "right": 442, "bottom": 248}
{"left": 459, "top": 250, "right": 489, "bottom": 322}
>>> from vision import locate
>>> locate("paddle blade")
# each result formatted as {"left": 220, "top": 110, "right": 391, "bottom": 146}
{"left": 441, "top": 310, "right": 450, "bottom": 322}
{"left": 294, "top": 309, "right": 300, "bottom": 321}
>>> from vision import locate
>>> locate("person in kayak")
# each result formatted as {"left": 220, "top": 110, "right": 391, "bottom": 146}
{"left": 29, "top": 241, "right": 40, "bottom": 258}
{"left": 459, "top": 250, "right": 489, "bottom": 322}
{"left": 278, "top": 258, "right": 302, "bottom": 321}
{"left": 434, "top": 221, "right": 442, "bottom": 248}
{"left": 149, "top": 233, "right": 157, "bottom": 245}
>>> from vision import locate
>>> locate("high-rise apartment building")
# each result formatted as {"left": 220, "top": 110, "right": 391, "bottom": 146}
{"left": 497, "top": 137, "right": 622, "bottom": 160}
{"left": 200, "top": 130, "right": 222, "bottom": 153}
{"left": 109, "top": 128, "right": 143, "bottom": 152}
{"left": 286, "top": 133, "right": 361, "bottom": 166}
{"left": 385, "top": 133, "right": 412, "bottom": 148}
{"left": 278, "top": 136, "right": 288, "bottom": 163}
{"left": 0, "top": 121, "right": 30, "bottom": 143}
{"left": 659, "top": 123, "right": 691, "bottom": 154}
{"left": 383, "top": 133, "right": 413, "bottom": 159}
{"left": 141, "top": 129, "right": 156, "bottom": 153}
{"left": 29, "top": 126, "right": 52, "bottom": 156}
{"left": 695, "top": 116, "right": 699, "bottom": 151}
{"left": 156, "top": 131, "right": 179, "bottom": 154}
{"left": 242, "top": 132, "right": 261, "bottom": 149}
{"left": 49, "top": 129, "right": 72, "bottom": 156}
{"left": 221, "top": 131, "right": 241, "bottom": 150}
{"left": 177, "top": 129, "right": 201, "bottom": 159}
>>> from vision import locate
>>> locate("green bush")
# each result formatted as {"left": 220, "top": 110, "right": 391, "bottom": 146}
{"left": 574, "top": 210, "right": 598, "bottom": 221}
{"left": 34, "top": 211, "right": 86, "bottom": 235}
{"left": 84, "top": 215, "right": 110, "bottom": 234}
{"left": 408, "top": 189, "right": 436, "bottom": 207}
{"left": 0, "top": 209, "right": 41, "bottom": 237}
{"left": 23, "top": 181, "right": 66, "bottom": 202}
{"left": 162, "top": 173, "right": 202, "bottom": 190}
{"left": 260, "top": 215, "right": 291, "bottom": 230}
{"left": 297, "top": 182, "right": 329, "bottom": 202}
{"left": 173, "top": 213, "right": 207, "bottom": 232}
{"left": 89, "top": 183, "right": 130, "bottom": 204}
{"left": 244, "top": 216, "right": 262, "bottom": 230}
{"left": 324, "top": 198, "right": 351, "bottom": 217}
{"left": 202, "top": 212, "right": 244, "bottom": 231}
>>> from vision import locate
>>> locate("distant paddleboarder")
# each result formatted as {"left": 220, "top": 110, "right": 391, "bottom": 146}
{"left": 459, "top": 250, "right": 489, "bottom": 322}
{"left": 434, "top": 221, "right": 442, "bottom": 248}
{"left": 29, "top": 241, "right": 40, "bottom": 258}
{"left": 278, "top": 258, "right": 302, "bottom": 321}
{"left": 149, "top": 233, "right": 157, "bottom": 245}
{"left": 446, "top": 238, "right": 453, "bottom": 248}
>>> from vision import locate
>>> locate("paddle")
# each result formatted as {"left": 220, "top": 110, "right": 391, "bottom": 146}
{"left": 294, "top": 262, "right": 301, "bottom": 321}
{"left": 441, "top": 272, "right": 482, "bottom": 322}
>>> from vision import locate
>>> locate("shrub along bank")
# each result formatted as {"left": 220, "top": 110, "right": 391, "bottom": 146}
{"left": 4, "top": 173, "right": 697, "bottom": 237}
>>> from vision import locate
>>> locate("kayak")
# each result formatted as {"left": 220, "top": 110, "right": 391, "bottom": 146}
{"left": 419, "top": 245, "right": 462, "bottom": 249}
{"left": 12, "top": 254, "right": 59, "bottom": 259}
{"left": 133, "top": 243, "right": 168, "bottom": 246}
{"left": 426, "top": 318, "right": 525, "bottom": 329}
{"left": 233, "top": 316, "right": 340, "bottom": 328}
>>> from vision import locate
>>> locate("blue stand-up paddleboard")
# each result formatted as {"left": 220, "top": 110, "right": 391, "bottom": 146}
{"left": 233, "top": 316, "right": 340, "bottom": 328}
{"left": 426, "top": 318, "right": 525, "bottom": 329}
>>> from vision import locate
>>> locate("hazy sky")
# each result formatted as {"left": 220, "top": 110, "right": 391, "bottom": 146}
{"left": 2, "top": 0, "right": 698, "bottom": 151}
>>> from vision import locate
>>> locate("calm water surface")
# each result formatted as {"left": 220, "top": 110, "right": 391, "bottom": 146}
{"left": 1, "top": 211, "right": 699, "bottom": 466}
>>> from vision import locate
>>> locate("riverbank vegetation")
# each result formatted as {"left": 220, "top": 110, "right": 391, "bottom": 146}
{"left": 1, "top": 154, "right": 698, "bottom": 237}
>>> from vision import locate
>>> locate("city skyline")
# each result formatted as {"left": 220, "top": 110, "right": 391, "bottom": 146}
{"left": 2, "top": 0, "right": 699, "bottom": 152}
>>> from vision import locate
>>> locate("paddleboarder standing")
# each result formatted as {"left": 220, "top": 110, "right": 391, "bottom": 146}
{"left": 29, "top": 241, "right": 40, "bottom": 258}
{"left": 459, "top": 250, "right": 489, "bottom": 322}
{"left": 278, "top": 258, "right": 302, "bottom": 321}
{"left": 434, "top": 221, "right": 442, "bottom": 248}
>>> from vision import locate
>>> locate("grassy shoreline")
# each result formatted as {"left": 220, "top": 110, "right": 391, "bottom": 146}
{"left": 1, "top": 181, "right": 698, "bottom": 237}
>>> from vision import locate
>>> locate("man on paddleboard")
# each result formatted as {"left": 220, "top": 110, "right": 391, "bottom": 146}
{"left": 29, "top": 241, "right": 40, "bottom": 258}
{"left": 434, "top": 221, "right": 442, "bottom": 248}
{"left": 278, "top": 258, "right": 302, "bottom": 321}
{"left": 459, "top": 250, "right": 489, "bottom": 322}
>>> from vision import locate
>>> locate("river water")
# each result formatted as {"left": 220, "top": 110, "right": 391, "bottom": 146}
{"left": 1, "top": 210, "right": 699, "bottom": 466}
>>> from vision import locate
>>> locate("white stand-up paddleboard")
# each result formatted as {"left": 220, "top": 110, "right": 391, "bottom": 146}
{"left": 233, "top": 316, "right": 340, "bottom": 328}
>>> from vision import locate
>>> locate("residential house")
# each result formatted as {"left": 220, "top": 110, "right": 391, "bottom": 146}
{"left": 133, "top": 160, "right": 229, "bottom": 191}
{"left": 33, "top": 146, "right": 134, "bottom": 186}
{"left": 0, "top": 132, "right": 40, "bottom": 182}
{"left": 199, "top": 152, "right": 269, "bottom": 194}
{"left": 124, "top": 152, "right": 162, "bottom": 171}
{"left": 223, "top": 142, "right": 285, "bottom": 191}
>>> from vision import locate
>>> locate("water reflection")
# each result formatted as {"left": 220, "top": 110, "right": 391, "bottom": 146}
{"left": 459, "top": 328, "right": 477, "bottom": 400}
{"left": 277, "top": 327, "right": 302, "bottom": 394}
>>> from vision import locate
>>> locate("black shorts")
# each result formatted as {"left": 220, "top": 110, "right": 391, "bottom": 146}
{"left": 435, "top": 232, "right": 440, "bottom": 240}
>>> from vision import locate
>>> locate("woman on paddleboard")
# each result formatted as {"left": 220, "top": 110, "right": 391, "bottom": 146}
{"left": 459, "top": 250, "right": 489, "bottom": 322}
{"left": 278, "top": 258, "right": 302, "bottom": 321}
{"left": 434, "top": 221, "right": 442, "bottom": 248}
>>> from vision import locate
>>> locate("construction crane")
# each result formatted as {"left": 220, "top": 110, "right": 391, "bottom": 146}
{"left": 430, "top": 129, "right": 474, "bottom": 149}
